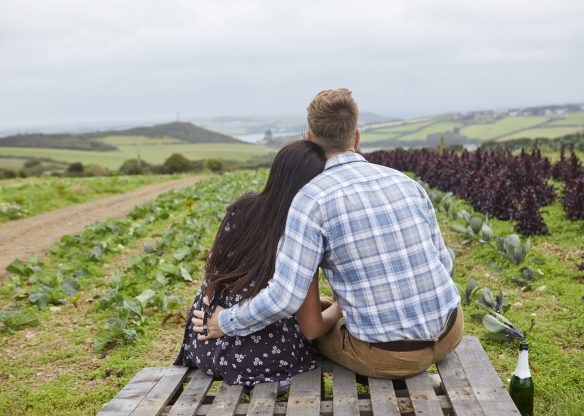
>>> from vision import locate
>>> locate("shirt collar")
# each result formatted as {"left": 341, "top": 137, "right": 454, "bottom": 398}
{"left": 324, "top": 152, "right": 367, "bottom": 170}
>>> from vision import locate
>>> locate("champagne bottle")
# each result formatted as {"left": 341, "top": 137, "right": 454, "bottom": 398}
{"left": 509, "top": 341, "right": 534, "bottom": 416}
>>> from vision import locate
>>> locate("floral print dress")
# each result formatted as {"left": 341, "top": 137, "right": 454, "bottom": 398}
{"left": 174, "top": 280, "right": 317, "bottom": 386}
{"left": 174, "top": 209, "right": 317, "bottom": 387}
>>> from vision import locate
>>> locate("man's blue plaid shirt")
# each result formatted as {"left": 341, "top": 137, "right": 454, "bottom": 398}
{"left": 219, "top": 152, "right": 461, "bottom": 342}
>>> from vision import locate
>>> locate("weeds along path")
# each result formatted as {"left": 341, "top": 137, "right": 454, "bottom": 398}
{"left": 0, "top": 176, "right": 204, "bottom": 280}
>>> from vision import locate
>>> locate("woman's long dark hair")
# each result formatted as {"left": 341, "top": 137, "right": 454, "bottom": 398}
{"left": 204, "top": 140, "right": 326, "bottom": 301}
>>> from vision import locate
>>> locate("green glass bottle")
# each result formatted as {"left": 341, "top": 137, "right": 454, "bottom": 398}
{"left": 509, "top": 341, "right": 534, "bottom": 416}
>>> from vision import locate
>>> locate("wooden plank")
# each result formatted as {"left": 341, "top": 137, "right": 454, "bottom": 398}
{"left": 167, "top": 369, "right": 213, "bottom": 416}
{"left": 247, "top": 381, "right": 279, "bottom": 415}
{"left": 206, "top": 383, "right": 244, "bottom": 416}
{"left": 98, "top": 367, "right": 178, "bottom": 416}
{"left": 368, "top": 377, "right": 401, "bottom": 416}
{"left": 286, "top": 357, "right": 321, "bottom": 416}
{"left": 195, "top": 396, "right": 454, "bottom": 415}
{"left": 405, "top": 372, "right": 443, "bottom": 416}
{"left": 455, "top": 337, "right": 520, "bottom": 416}
{"left": 332, "top": 362, "right": 359, "bottom": 416}
{"left": 129, "top": 366, "right": 190, "bottom": 416}
{"left": 98, "top": 381, "right": 158, "bottom": 416}
{"left": 437, "top": 351, "right": 488, "bottom": 416}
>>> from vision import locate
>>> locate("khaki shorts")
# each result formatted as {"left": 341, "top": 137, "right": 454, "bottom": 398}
{"left": 315, "top": 304, "right": 464, "bottom": 378}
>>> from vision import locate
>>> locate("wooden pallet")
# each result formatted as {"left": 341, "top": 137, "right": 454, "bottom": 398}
{"left": 98, "top": 336, "right": 520, "bottom": 416}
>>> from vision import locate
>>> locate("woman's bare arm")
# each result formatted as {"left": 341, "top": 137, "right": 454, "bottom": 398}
{"left": 296, "top": 273, "right": 342, "bottom": 340}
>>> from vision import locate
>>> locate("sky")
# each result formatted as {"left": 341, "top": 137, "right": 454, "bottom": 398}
{"left": 1, "top": 0, "right": 583, "bottom": 129}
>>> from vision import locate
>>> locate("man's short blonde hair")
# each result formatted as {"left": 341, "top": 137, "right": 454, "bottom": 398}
{"left": 307, "top": 88, "right": 359, "bottom": 152}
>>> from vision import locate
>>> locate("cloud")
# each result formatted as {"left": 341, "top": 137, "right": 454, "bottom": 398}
{"left": 0, "top": 0, "right": 583, "bottom": 127}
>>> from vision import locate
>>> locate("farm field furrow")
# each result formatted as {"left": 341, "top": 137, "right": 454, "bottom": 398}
{"left": 361, "top": 121, "right": 462, "bottom": 143}
{"left": 502, "top": 126, "right": 584, "bottom": 141}
{"left": 0, "top": 168, "right": 582, "bottom": 415}
{"left": 460, "top": 116, "right": 548, "bottom": 140}
{"left": 397, "top": 121, "right": 462, "bottom": 142}
{"left": 360, "top": 120, "right": 435, "bottom": 142}
{"left": 0, "top": 142, "right": 274, "bottom": 170}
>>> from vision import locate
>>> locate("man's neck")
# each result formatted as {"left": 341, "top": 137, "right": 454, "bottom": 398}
{"left": 325, "top": 149, "right": 355, "bottom": 160}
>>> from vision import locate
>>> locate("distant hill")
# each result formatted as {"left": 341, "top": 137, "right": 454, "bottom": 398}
{"left": 0, "top": 121, "right": 245, "bottom": 151}
{"left": 100, "top": 122, "right": 245, "bottom": 144}
{"left": 359, "top": 111, "right": 395, "bottom": 125}
{"left": 0, "top": 133, "right": 117, "bottom": 151}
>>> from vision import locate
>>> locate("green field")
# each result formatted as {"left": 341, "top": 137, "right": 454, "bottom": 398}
{"left": 351, "top": 112, "right": 584, "bottom": 145}
{"left": 361, "top": 120, "right": 433, "bottom": 141}
{"left": 398, "top": 121, "right": 462, "bottom": 142}
{"left": 0, "top": 142, "right": 274, "bottom": 170}
{"left": 361, "top": 120, "right": 462, "bottom": 144}
{"left": 547, "top": 111, "right": 584, "bottom": 126}
{"left": 0, "top": 169, "right": 582, "bottom": 414}
{"left": 502, "top": 126, "right": 584, "bottom": 141}
{"left": 360, "top": 131, "right": 404, "bottom": 143}
{"left": 0, "top": 175, "right": 184, "bottom": 223}
{"left": 460, "top": 116, "right": 548, "bottom": 140}
{"left": 0, "top": 157, "right": 34, "bottom": 170}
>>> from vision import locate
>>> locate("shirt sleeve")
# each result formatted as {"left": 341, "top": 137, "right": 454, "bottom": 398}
{"left": 218, "top": 191, "right": 325, "bottom": 336}
{"left": 426, "top": 195, "right": 453, "bottom": 274}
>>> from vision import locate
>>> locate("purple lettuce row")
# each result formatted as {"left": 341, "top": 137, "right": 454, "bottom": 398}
{"left": 364, "top": 148, "right": 559, "bottom": 236}
{"left": 563, "top": 178, "right": 584, "bottom": 221}
{"left": 553, "top": 146, "right": 584, "bottom": 221}
{"left": 551, "top": 146, "right": 584, "bottom": 182}
{"left": 365, "top": 147, "right": 584, "bottom": 229}
{"left": 513, "top": 187, "right": 549, "bottom": 236}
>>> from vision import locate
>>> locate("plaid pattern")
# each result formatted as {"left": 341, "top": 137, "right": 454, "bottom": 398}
{"left": 219, "top": 152, "right": 460, "bottom": 342}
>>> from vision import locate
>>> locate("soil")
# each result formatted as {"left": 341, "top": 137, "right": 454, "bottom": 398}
{"left": 0, "top": 176, "right": 203, "bottom": 281}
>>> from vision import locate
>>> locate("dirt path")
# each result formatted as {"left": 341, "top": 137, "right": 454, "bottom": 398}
{"left": 0, "top": 176, "right": 204, "bottom": 280}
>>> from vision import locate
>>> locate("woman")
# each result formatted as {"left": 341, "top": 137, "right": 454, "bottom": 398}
{"left": 175, "top": 141, "right": 342, "bottom": 389}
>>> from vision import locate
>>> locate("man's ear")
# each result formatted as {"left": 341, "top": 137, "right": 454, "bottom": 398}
{"left": 354, "top": 128, "right": 361, "bottom": 151}
{"left": 304, "top": 130, "right": 313, "bottom": 142}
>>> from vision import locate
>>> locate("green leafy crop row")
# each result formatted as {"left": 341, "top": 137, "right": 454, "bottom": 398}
{"left": 1, "top": 171, "right": 268, "bottom": 353}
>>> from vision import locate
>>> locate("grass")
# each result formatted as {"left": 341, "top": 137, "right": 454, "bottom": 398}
{"left": 547, "top": 111, "right": 584, "bottom": 126}
{"left": 0, "top": 175, "right": 182, "bottom": 223}
{"left": 0, "top": 142, "right": 275, "bottom": 170}
{"left": 0, "top": 170, "right": 582, "bottom": 415}
{"left": 501, "top": 126, "right": 584, "bottom": 141}
{"left": 440, "top": 190, "right": 584, "bottom": 415}
{"left": 460, "top": 116, "right": 548, "bottom": 140}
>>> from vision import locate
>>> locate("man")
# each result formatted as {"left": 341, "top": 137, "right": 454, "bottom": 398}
{"left": 192, "top": 88, "right": 462, "bottom": 378}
